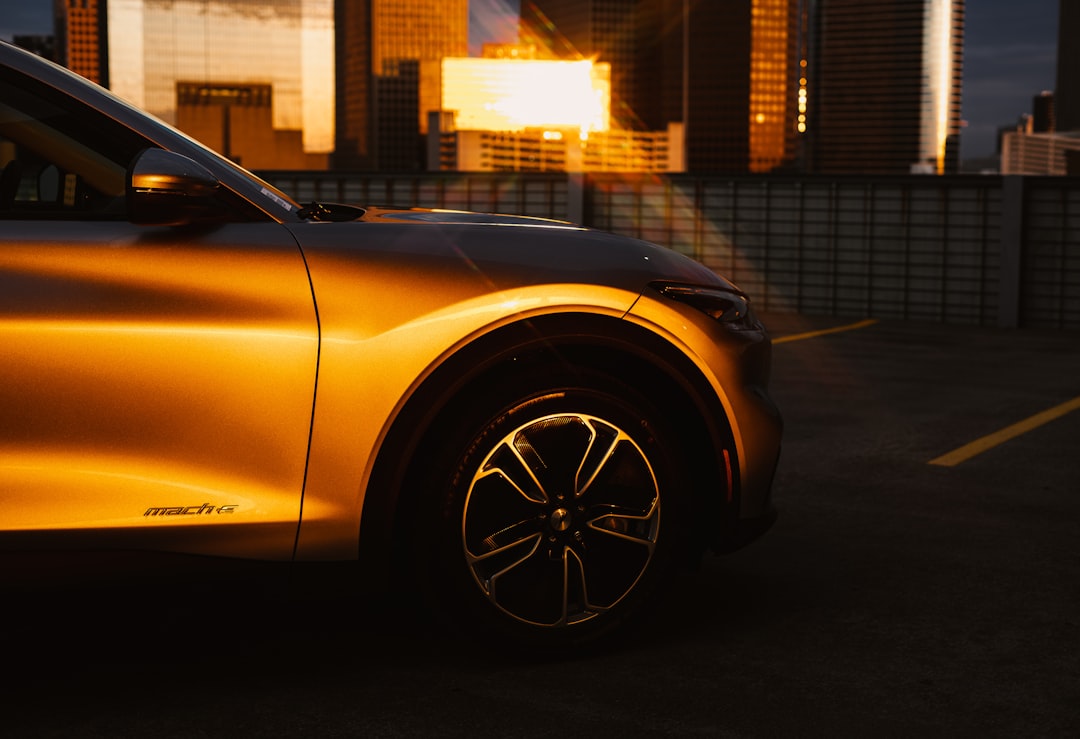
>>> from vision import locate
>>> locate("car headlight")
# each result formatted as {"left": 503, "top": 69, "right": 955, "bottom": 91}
{"left": 653, "top": 282, "right": 759, "bottom": 330}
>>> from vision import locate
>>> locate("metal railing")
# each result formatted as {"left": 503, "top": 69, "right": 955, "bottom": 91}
{"left": 259, "top": 170, "right": 1080, "bottom": 330}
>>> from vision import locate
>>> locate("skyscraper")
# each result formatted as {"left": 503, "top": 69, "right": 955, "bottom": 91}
{"left": 53, "top": 0, "right": 334, "bottom": 170}
{"left": 675, "top": 0, "right": 804, "bottom": 173}
{"left": 809, "top": 0, "right": 964, "bottom": 174}
{"left": 1056, "top": 0, "right": 1080, "bottom": 133}
{"left": 335, "top": 0, "right": 468, "bottom": 169}
{"left": 522, "top": 0, "right": 805, "bottom": 174}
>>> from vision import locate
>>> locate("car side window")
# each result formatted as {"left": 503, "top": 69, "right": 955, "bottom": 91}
{"left": 0, "top": 69, "right": 150, "bottom": 220}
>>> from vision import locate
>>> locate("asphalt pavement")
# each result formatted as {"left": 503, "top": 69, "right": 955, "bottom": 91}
{"left": 4, "top": 314, "right": 1079, "bottom": 737}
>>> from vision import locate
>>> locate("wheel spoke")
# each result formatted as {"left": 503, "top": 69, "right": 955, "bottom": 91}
{"left": 587, "top": 500, "right": 660, "bottom": 548}
{"left": 471, "top": 531, "right": 544, "bottom": 592}
{"left": 564, "top": 545, "right": 602, "bottom": 624}
{"left": 574, "top": 420, "right": 619, "bottom": 498}
{"left": 512, "top": 415, "right": 594, "bottom": 500}
{"left": 481, "top": 443, "right": 546, "bottom": 504}
{"left": 464, "top": 468, "right": 547, "bottom": 593}
{"left": 465, "top": 519, "right": 544, "bottom": 563}
{"left": 577, "top": 435, "right": 658, "bottom": 514}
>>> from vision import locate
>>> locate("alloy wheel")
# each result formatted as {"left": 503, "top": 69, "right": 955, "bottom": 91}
{"left": 461, "top": 412, "right": 661, "bottom": 627}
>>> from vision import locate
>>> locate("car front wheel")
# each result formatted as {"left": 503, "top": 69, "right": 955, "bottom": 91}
{"left": 414, "top": 370, "right": 689, "bottom": 649}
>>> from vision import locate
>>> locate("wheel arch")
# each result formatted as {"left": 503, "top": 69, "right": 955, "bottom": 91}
{"left": 358, "top": 312, "right": 740, "bottom": 580}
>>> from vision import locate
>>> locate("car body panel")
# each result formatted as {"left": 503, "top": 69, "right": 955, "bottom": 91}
{"left": 623, "top": 289, "right": 781, "bottom": 520}
{"left": 285, "top": 219, "right": 732, "bottom": 559}
{"left": 0, "top": 220, "right": 317, "bottom": 558}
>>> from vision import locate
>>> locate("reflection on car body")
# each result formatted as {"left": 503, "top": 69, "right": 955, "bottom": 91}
{"left": 0, "top": 41, "right": 780, "bottom": 648}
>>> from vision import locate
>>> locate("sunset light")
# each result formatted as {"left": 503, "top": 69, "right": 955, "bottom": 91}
{"left": 927, "top": 0, "right": 956, "bottom": 174}
{"left": 441, "top": 57, "right": 610, "bottom": 136}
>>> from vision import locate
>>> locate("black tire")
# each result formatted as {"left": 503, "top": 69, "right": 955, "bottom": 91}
{"left": 413, "top": 367, "right": 690, "bottom": 650}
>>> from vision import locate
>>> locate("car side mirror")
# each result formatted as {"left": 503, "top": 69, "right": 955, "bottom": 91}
{"left": 127, "top": 148, "right": 224, "bottom": 226}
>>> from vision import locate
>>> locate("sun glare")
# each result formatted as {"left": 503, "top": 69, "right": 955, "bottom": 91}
{"left": 442, "top": 57, "right": 611, "bottom": 136}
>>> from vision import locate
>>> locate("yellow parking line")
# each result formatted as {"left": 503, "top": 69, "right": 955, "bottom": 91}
{"left": 773, "top": 318, "right": 879, "bottom": 344}
{"left": 930, "top": 395, "right": 1080, "bottom": 467}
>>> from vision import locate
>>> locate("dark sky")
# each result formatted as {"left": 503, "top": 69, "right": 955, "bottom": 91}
{"left": 1, "top": 0, "right": 1060, "bottom": 159}
{"left": 961, "top": 0, "right": 1058, "bottom": 158}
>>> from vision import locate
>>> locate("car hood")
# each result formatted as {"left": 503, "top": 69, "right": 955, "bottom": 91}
{"left": 288, "top": 206, "right": 739, "bottom": 298}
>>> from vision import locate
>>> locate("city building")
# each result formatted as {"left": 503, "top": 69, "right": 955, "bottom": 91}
{"left": 808, "top": 0, "right": 965, "bottom": 174}
{"left": 428, "top": 114, "right": 683, "bottom": 173}
{"left": 52, "top": 0, "right": 334, "bottom": 170}
{"left": 426, "top": 54, "right": 681, "bottom": 173}
{"left": 522, "top": 0, "right": 806, "bottom": 174}
{"left": 335, "top": 0, "right": 468, "bottom": 170}
{"left": 435, "top": 122, "right": 685, "bottom": 173}
{"left": 54, "top": 0, "right": 107, "bottom": 85}
{"left": 1001, "top": 131, "right": 1080, "bottom": 176}
{"left": 1055, "top": 0, "right": 1079, "bottom": 133}
{"left": 999, "top": 1, "right": 1078, "bottom": 175}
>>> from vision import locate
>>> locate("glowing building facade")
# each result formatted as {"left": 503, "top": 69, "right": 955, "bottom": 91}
{"left": 429, "top": 56, "right": 681, "bottom": 173}
{"left": 53, "top": 0, "right": 334, "bottom": 169}
{"left": 429, "top": 114, "right": 683, "bottom": 173}
{"left": 109, "top": 0, "right": 333, "bottom": 169}
{"left": 335, "top": 0, "right": 468, "bottom": 169}
{"left": 809, "top": 0, "right": 964, "bottom": 174}
{"left": 748, "top": 0, "right": 804, "bottom": 172}
{"left": 441, "top": 58, "right": 610, "bottom": 135}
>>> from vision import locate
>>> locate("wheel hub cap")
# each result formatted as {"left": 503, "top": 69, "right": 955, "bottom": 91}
{"left": 550, "top": 507, "right": 572, "bottom": 532}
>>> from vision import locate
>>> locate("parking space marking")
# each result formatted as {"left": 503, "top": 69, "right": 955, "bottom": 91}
{"left": 772, "top": 318, "right": 879, "bottom": 344}
{"left": 929, "top": 395, "right": 1080, "bottom": 467}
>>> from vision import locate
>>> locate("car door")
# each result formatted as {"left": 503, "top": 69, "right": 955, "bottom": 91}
{"left": 0, "top": 63, "right": 318, "bottom": 559}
